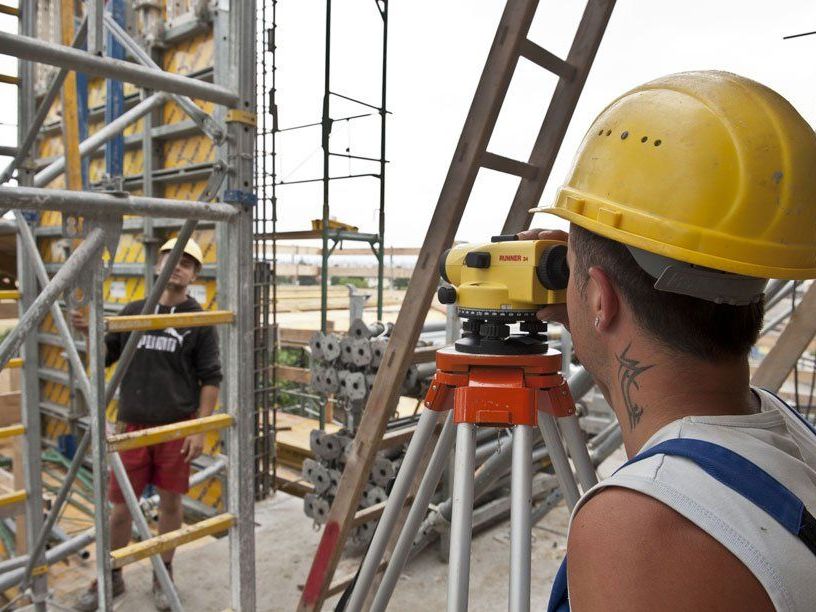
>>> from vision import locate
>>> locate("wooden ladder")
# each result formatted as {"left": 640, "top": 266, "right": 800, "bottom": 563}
{"left": 297, "top": 1, "right": 616, "bottom": 608}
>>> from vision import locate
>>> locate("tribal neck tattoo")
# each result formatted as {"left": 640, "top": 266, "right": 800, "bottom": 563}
{"left": 616, "top": 343, "right": 654, "bottom": 430}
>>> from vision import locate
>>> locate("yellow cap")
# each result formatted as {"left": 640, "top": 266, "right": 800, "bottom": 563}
{"left": 159, "top": 237, "right": 204, "bottom": 266}
{"left": 532, "top": 71, "right": 816, "bottom": 280}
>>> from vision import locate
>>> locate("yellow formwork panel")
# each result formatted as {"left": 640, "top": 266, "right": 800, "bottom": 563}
{"left": 38, "top": 237, "right": 67, "bottom": 264}
{"left": 44, "top": 416, "right": 71, "bottom": 439}
{"left": 162, "top": 134, "right": 214, "bottom": 169}
{"left": 162, "top": 180, "right": 213, "bottom": 202}
{"left": 124, "top": 149, "right": 145, "bottom": 177}
{"left": 113, "top": 233, "right": 145, "bottom": 264}
{"left": 40, "top": 344, "right": 68, "bottom": 372}
{"left": 39, "top": 132, "right": 64, "bottom": 159}
{"left": 40, "top": 313, "right": 58, "bottom": 336}
{"left": 163, "top": 32, "right": 213, "bottom": 76}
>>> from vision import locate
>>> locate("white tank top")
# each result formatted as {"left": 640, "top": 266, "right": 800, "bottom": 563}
{"left": 570, "top": 388, "right": 816, "bottom": 612}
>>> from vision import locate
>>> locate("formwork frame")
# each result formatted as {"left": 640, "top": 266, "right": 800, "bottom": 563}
{"left": 0, "top": 1, "right": 257, "bottom": 610}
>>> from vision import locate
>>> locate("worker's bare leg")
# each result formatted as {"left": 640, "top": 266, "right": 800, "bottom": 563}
{"left": 158, "top": 489, "right": 184, "bottom": 563}
{"left": 110, "top": 502, "right": 133, "bottom": 550}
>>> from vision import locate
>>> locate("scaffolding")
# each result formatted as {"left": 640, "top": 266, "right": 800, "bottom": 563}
{"left": 0, "top": 0, "right": 257, "bottom": 610}
{"left": 259, "top": 0, "right": 390, "bottom": 333}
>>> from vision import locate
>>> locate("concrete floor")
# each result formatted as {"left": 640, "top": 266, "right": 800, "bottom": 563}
{"left": 56, "top": 448, "right": 626, "bottom": 611}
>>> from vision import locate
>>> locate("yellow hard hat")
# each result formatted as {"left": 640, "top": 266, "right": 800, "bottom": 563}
{"left": 159, "top": 237, "right": 204, "bottom": 266}
{"left": 532, "top": 71, "right": 816, "bottom": 280}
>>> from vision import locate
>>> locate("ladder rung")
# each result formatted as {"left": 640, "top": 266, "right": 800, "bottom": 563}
{"left": 481, "top": 151, "right": 539, "bottom": 180}
{"left": 0, "top": 74, "right": 20, "bottom": 86}
{"left": 0, "top": 290, "right": 20, "bottom": 300}
{"left": 110, "top": 513, "right": 235, "bottom": 569}
{"left": 0, "top": 424, "right": 25, "bottom": 440}
{"left": 519, "top": 39, "right": 576, "bottom": 81}
{"left": 0, "top": 4, "right": 19, "bottom": 17}
{"left": 0, "top": 490, "right": 26, "bottom": 509}
{"left": 105, "top": 310, "right": 235, "bottom": 333}
{"left": 107, "top": 414, "right": 234, "bottom": 452}
{"left": 6, "top": 358, "right": 22, "bottom": 369}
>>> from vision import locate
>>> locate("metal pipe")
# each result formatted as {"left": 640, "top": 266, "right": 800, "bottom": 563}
{"left": 0, "top": 18, "right": 88, "bottom": 186}
{"left": 0, "top": 228, "right": 106, "bottom": 370}
{"left": 102, "top": 13, "right": 224, "bottom": 142}
{"left": 35, "top": 92, "right": 169, "bottom": 187}
{"left": 763, "top": 281, "right": 796, "bottom": 314}
{"left": 0, "top": 30, "right": 239, "bottom": 106}
{"left": 346, "top": 408, "right": 442, "bottom": 610}
{"left": 448, "top": 423, "right": 476, "bottom": 612}
{"left": 537, "top": 412, "right": 580, "bottom": 510}
{"left": 0, "top": 530, "right": 96, "bottom": 591}
{"left": 87, "top": 0, "right": 103, "bottom": 55}
{"left": 558, "top": 414, "right": 598, "bottom": 492}
{"left": 763, "top": 279, "right": 788, "bottom": 303}
{"left": 0, "top": 186, "right": 237, "bottom": 221}
{"left": 14, "top": 211, "right": 93, "bottom": 402}
{"left": 509, "top": 425, "right": 532, "bottom": 612}
{"left": 760, "top": 308, "right": 792, "bottom": 338}
{"left": 371, "top": 412, "right": 456, "bottom": 612}
{"left": 567, "top": 366, "right": 594, "bottom": 403}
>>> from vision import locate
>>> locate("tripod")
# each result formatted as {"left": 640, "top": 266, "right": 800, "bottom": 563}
{"left": 346, "top": 344, "right": 598, "bottom": 611}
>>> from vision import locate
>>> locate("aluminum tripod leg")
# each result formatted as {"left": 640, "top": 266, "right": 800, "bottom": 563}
{"left": 558, "top": 414, "right": 598, "bottom": 492}
{"left": 510, "top": 425, "right": 533, "bottom": 612}
{"left": 537, "top": 412, "right": 580, "bottom": 510}
{"left": 347, "top": 408, "right": 444, "bottom": 610}
{"left": 448, "top": 423, "right": 476, "bottom": 612}
{"left": 371, "top": 412, "right": 456, "bottom": 612}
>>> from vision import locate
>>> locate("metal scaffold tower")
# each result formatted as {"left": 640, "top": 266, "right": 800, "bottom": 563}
{"left": 258, "top": 0, "right": 390, "bottom": 333}
{"left": 0, "top": 0, "right": 257, "bottom": 609}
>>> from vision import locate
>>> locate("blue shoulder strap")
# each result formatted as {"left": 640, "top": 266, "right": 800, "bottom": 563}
{"left": 547, "top": 437, "right": 816, "bottom": 612}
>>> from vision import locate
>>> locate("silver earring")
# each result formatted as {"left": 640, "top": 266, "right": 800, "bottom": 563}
{"left": 594, "top": 316, "right": 600, "bottom": 328}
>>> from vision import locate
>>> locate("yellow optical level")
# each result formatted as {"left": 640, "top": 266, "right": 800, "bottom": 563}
{"left": 438, "top": 236, "right": 568, "bottom": 322}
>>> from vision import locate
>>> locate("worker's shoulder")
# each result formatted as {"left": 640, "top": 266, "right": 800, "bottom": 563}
{"left": 120, "top": 299, "right": 147, "bottom": 315}
{"left": 567, "top": 487, "right": 773, "bottom": 611}
{"left": 568, "top": 486, "right": 690, "bottom": 555}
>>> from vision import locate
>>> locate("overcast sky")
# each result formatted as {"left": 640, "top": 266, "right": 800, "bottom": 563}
{"left": 2, "top": 2, "right": 815, "bottom": 248}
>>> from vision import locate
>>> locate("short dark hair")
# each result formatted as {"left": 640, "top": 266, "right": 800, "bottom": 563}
{"left": 569, "top": 225, "right": 764, "bottom": 360}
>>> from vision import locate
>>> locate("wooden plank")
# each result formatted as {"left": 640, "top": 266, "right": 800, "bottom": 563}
{"left": 0, "top": 392, "right": 20, "bottom": 426}
{"left": 275, "top": 365, "right": 311, "bottom": 385}
{"left": 274, "top": 464, "right": 313, "bottom": 499}
{"left": 752, "top": 283, "right": 816, "bottom": 391}
{"left": 110, "top": 514, "right": 235, "bottom": 569}
{"left": 107, "top": 414, "right": 234, "bottom": 452}
{"left": 279, "top": 325, "right": 333, "bottom": 346}
{"left": 59, "top": 0, "right": 83, "bottom": 192}
{"left": 410, "top": 345, "right": 438, "bottom": 365}
{"left": 296, "top": 2, "right": 543, "bottom": 608}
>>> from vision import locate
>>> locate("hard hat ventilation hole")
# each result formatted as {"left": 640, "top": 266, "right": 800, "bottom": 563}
{"left": 621, "top": 131, "right": 629, "bottom": 140}
{"left": 641, "top": 136, "right": 648, "bottom": 143}
{"left": 654, "top": 139, "right": 662, "bottom": 147}
{"left": 605, "top": 129, "right": 612, "bottom": 136}
{"left": 598, "top": 129, "right": 604, "bottom": 136}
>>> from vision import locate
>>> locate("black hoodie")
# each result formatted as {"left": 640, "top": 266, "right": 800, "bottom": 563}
{"left": 104, "top": 296, "right": 223, "bottom": 425}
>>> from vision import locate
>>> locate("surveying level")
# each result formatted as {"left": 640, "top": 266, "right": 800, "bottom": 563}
{"left": 346, "top": 237, "right": 598, "bottom": 612}
{"left": 438, "top": 236, "right": 568, "bottom": 355}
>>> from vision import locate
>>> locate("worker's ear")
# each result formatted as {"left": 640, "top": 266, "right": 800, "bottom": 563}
{"left": 585, "top": 266, "right": 619, "bottom": 332}
{"left": 154, "top": 252, "right": 166, "bottom": 276}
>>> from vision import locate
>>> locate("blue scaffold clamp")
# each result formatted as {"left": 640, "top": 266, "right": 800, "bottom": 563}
{"left": 224, "top": 189, "right": 258, "bottom": 211}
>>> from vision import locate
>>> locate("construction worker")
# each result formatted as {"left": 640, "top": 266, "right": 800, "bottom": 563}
{"left": 71, "top": 237, "right": 222, "bottom": 611}
{"left": 521, "top": 71, "right": 816, "bottom": 611}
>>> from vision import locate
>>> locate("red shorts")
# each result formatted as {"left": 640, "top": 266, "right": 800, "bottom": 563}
{"left": 109, "top": 423, "right": 191, "bottom": 504}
